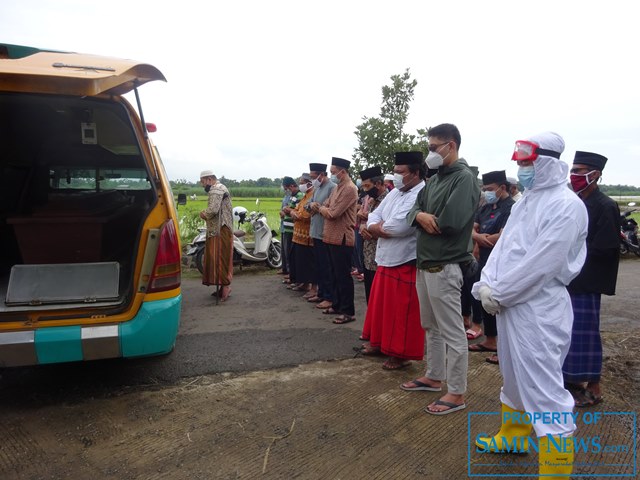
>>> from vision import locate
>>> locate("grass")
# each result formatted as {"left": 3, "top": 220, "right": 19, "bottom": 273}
{"left": 176, "top": 196, "right": 283, "bottom": 246}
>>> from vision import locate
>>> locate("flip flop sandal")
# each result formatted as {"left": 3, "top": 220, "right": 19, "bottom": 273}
{"left": 575, "top": 389, "right": 603, "bottom": 408}
{"left": 469, "top": 344, "right": 497, "bottom": 352}
{"left": 466, "top": 329, "right": 483, "bottom": 340}
{"left": 307, "top": 297, "right": 322, "bottom": 303}
{"left": 322, "top": 308, "right": 337, "bottom": 315}
{"left": 425, "top": 400, "right": 467, "bottom": 415}
{"left": 333, "top": 315, "right": 356, "bottom": 324}
{"left": 382, "top": 359, "right": 411, "bottom": 370}
{"left": 399, "top": 379, "right": 442, "bottom": 392}
{"left": 316, "top": 302, "right": 333, "bottom": 309}
{"left": 485, "top": 354, "right": 499, "bottom": 365}
{"left": 352, "top": 344, "right": 381, "bottom": 356}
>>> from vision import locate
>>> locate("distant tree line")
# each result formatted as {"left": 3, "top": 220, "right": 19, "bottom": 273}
{"left": 600, "top": 184, "right": 640, "bottom": 196}
{"left": 171, "top": 177, "right": 639, "bottom": 199}
{"left": 171, "top": 177, "right": 282, "bottom": 197}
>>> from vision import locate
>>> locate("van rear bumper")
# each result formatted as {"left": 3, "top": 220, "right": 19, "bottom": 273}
{"left": 0, "top": 295, "right": 181, "bottom": 367}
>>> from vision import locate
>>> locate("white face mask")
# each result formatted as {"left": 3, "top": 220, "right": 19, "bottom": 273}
{"left": 425, "top": 142, "right": 451, "bottom": 169}
{"left": 425, "top": 151, "right": 444, "bottom": 169}
{"left": 393, "top": 173, "right": 406, "bottom": 190}
{"left": 311, "top": 177, "right": 321, "bottom": 189}
{"left": 299, "top": 183, "right": 310, "bottom": 193}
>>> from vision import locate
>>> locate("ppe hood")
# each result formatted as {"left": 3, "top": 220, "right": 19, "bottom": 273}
{"left": 528, "top": 131, "right": 569, "bottom": 191}
{"left": 0, "top": 44, "right": 166, "bottom": 97}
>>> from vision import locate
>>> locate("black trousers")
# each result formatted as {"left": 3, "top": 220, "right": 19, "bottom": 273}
{"left": 327, "top": 243, "right": 355, "bottom": 316}
{"left": 313, "top": 239, "right": 334, "bottom": 302}
{"left": 363, "top": 267, "right": 376, "bottom": 304}
{"left": 281, "top": 232, "right": 293, "bottom": 275}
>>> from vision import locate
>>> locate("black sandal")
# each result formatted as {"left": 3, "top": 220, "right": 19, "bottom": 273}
{"left": 333, "top": 315, "right": 356, "bottom": 324}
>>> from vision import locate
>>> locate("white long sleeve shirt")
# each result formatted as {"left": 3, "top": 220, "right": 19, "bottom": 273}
{"left": 367, "top": 181, "right": 424, "bottom": 267}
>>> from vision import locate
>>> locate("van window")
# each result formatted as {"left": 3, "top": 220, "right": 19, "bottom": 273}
{"left": 49, "top": 167, "right": 151, "bottom": 191}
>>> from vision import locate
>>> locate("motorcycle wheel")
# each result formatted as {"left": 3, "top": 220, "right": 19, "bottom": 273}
{"left": 266, "top": 242, "right": 282, "bottom": 269}
{"left": 619, "top": 243, "right": 629, "bottom": 256}
{"left": 195, "top": 248, "right": 205, "bottom": 275}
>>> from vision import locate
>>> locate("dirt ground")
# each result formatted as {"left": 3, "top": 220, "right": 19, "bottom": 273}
{"left": 0, "top": 258, "right": 638, "bottom": 479}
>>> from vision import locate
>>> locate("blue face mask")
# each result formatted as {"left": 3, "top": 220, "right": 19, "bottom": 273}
{"left": 330, "top": 174, "right": 339, "bottom": 183}
{"left": 483, "top": 190, "right": 498, "bottom": 204}
{"left": 518, "top": 166, "right": 535, "bottom": 189}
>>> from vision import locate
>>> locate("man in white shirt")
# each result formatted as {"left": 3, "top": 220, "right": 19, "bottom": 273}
{"left": 358, "top": 152, "right": 426, "bottom": 370}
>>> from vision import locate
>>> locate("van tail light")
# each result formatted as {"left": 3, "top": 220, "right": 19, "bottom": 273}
{"left": 147, "top": 220, "right": 181, "bottom": 293}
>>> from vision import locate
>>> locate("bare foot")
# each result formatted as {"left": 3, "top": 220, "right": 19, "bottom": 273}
{"left": 220, "top": 286, "right": 231, "bottom": 302}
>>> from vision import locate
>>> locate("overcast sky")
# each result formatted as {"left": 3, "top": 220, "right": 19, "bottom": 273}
{"left": 3, "top": 0, "right": 639, "bottom": 187}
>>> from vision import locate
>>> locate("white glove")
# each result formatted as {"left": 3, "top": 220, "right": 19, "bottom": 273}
{"left": 478, "top": 285, "right": 501, "bottom": 315}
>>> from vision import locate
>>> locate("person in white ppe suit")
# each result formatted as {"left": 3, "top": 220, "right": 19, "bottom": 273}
{"left": 472, "top": 132, "right": 587, "bottom": 478}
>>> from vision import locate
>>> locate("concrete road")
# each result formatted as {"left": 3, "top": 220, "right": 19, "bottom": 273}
{"left": 0, "top": 258, "right": 638, "bottom": 479}
{"left": 0, "top": 264, "right": 369, "bottom": 400}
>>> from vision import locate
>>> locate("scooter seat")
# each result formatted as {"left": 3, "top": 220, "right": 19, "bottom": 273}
{"left": 234, "top": 230, "right": 246, "bottom": 238}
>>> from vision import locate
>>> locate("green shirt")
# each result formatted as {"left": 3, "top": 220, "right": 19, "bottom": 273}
{"left": 407, "top": 158, "right": 480, "bottom": 269}
{"left": 283, "top": 191, "right": 304, "bottom": 234}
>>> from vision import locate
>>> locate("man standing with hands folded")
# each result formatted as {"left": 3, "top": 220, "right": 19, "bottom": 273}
{"left": 310, "top": 157, "right": 358, "bottom": 324}
{"left": 401, "top": 123, "right": 480, "bottom": 416}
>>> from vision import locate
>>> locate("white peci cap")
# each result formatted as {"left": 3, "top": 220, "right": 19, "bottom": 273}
{"left": 200, "top": 170, "right": 214, "bottom": 178}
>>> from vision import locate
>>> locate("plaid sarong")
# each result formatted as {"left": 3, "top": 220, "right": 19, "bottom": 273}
{"left": 562, "top": 292, "right": 602, "bottom": 383}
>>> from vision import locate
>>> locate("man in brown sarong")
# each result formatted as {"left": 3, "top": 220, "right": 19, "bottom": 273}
{"left": 199, "top": 170, "right": 234, "bottom": 301}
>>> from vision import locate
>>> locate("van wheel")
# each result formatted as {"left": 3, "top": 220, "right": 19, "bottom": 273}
{"left": 266, "top": 242, "right": 282, "bottom": 269}
{"left": 195, "top": 249, "right": 205, "bottom": 274}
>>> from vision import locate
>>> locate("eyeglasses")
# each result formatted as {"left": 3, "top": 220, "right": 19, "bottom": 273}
{"left": 428, "top": 142, "right": 449, "bottom": 152}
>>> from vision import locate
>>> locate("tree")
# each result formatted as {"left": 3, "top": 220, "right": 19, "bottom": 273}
{"left": 352, "top": 69, "right": 428, "bottom": 175}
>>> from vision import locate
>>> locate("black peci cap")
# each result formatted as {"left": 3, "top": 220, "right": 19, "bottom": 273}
{"left": 359, "top": 166, "right": 383, "bottom": 180}
{"left": 331, "top": 157, "right": 351, "bottom": 169}
{"left": 309, "top": 163, "right": 327, "bottom": 173}
{"left": 482, "top": 170, "right": 507, "bottom": 186}
{"left": 573, "top": 151, "right": 608, "bottom": 171}
{"left": 394, "top": 151, "right": 423, "bottom": 165}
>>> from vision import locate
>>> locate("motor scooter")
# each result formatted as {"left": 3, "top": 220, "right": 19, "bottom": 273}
{"left": 619, "top": 204, "right": 639, "bottom": 256}
{"left": 186, "top": 207, "right": 282, "bottom": 273}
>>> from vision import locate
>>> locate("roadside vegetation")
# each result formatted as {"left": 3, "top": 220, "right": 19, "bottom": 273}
{"left": 176, "top": 196, "right": 282, "bottom": 247}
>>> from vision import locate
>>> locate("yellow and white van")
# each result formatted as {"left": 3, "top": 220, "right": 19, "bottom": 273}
{"left": 0, "top": 44, "right": 181, "bottom": 366}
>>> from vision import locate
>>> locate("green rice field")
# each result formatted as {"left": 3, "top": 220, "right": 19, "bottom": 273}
{"left": 175, "top": 196, "right": 283, "bottom": 245}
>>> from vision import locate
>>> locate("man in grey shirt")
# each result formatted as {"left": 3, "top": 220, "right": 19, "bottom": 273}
{"left": 307, "top": 162, "right": 336, "bottom": 308}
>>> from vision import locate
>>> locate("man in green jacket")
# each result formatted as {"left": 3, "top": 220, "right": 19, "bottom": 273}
{"left": 400, "top": 123, "right": 480, "bottom": 415}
